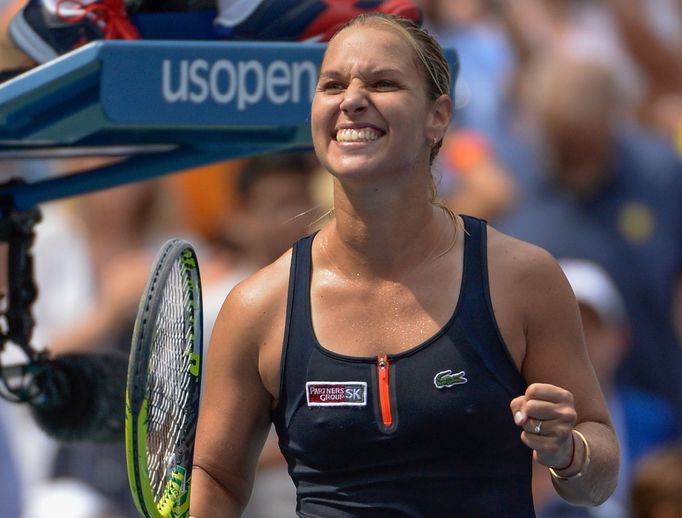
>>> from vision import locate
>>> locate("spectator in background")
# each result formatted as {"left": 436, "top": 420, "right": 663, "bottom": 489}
{"left": 630, "top": 441, "right": 682, "bottom": 518}
{"left": 499, "top": 54, "right": 682, "bottom": 426}
{"left": 202, "top": 152, "right": 318, "bottom": 341}
{"left": 488, "top": 0, "right": 682, "bottom": 180}
{"left": 499, "top": 0, "right": 645, "bottom": 106}
{"left": 0, "top": 159, "right": 98, "bottom": 517}
{"left": 421, "top": 0, "right": 526, "bottom": 221}
{"left": 0, "top": 150, "right": 315, "bottom": 516}
{"left": 49, "top": 179, "right": 172, "bottom": 356}
{"left": 40, "top": 179, "right": 178, "bottom": 518}
{"left": 436, "top": 130, "right": 517, "bottom": 223}
{"left": 421, "top": 0, "right": 516, "bottom": 142}
{"left": 535, "top": 259, "right": 680, "bottom": 518}
{"left": 602, "top": 0, "right": 682, "bottom": 148}
{"left": 201, "top": 152, "right": 317, "bottom": 518}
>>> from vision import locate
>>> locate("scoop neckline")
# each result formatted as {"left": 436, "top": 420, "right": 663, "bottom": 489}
{"left": 305, "top": 227, "right": 468, "bottom": 364}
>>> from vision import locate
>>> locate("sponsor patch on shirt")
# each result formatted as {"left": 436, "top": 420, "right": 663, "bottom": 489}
{"left": 306, "top": 381, "right": 367, "bottom": 407}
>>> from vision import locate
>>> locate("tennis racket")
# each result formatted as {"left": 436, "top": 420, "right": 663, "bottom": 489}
{"left": 126, "top": 239, "right": 203, "bottom": 518}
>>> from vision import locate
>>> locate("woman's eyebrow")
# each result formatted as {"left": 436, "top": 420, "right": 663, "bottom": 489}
{"left": 319, "top": 68, "right": 403, "bottom": 80}
{"left": 318, "top": 70, "right": 345, "bottom": 80}
{"left": 365, "top": 68, "right": 402, "bottom": 77}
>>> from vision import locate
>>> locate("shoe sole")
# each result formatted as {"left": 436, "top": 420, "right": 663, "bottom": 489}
{"left": 377, "top": 0, "right": 423, "bottom": 24}
{"left": 8, "top": 9, "right": 58, "bottom": 64}
{"left": 298, "top": 0, "right": 423, "bottom": 41}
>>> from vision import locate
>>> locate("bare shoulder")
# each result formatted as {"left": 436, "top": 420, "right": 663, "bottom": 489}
{"left": 486, "top": 225, "right": 565, "bottom": 289}
{"left": 219, "top": 250, "right": 293, "bottom": 330}
{"left": 487, "top": 225, "right": 589, "bottom": 378}
{"left": 216, "top": 250, "right": 291, "bottom": 348}
{"left": 486, "top": 225, "right": 576, "bottom": 321}
{"left": 209, "top": 250, "right": 293, "bottom": 400}
{"left": 485, "top": 225, "right": 579, "bottom": 369}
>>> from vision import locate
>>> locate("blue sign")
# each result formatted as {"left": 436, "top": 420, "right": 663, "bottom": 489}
{"left": 100, "top": 41, "right": 325, "bottom": 126}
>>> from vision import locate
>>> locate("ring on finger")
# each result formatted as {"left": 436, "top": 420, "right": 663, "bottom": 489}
{"left": 533, "top": 420, "right": 543, "bottom": 435}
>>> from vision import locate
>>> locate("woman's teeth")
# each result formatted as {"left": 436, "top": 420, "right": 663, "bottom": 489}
{"left": 336, "top": 128, "right": 381, "bottom": 142}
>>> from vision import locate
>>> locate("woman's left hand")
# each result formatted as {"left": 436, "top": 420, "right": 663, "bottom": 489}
{"left": 510, "top": 383, "right": 578, "bottom": 469}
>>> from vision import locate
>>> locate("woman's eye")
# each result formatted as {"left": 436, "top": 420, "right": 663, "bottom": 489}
{"left": 320, "top": 82, "right": 345, "bottom": 93}
{"left": 373, "top": 80, "right": 397, "bottom": 90}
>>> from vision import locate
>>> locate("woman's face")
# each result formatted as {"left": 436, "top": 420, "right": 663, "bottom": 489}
{"left": 311, "top": 25, "right": 439, "bottom": 184}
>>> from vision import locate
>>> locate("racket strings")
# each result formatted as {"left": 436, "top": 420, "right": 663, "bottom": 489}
{"left": 145, "top": 259, "right": 196, "bottom": 502}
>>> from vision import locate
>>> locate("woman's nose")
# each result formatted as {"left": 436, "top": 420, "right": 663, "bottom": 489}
{"left": 340, "top": 80, "right": 368, "bottom": 114}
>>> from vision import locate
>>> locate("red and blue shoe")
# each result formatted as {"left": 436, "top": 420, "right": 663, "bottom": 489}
{"left": 215, "top": 0, "right": 422, "bottom": 41}
{"left": 8, "top": 0, "right": 421, "bottom": 65}
{"left": 9, "top": 0, "right": 140, "bottom": 64}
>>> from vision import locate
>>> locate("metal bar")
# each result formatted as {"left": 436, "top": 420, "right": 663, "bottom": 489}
{"left": 0, "top": 143, "right": 298, "bottom": 210}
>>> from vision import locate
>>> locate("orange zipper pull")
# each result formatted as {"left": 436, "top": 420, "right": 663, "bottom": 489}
{"left": 377, "top": 355, "right": 393, "bottom": 427}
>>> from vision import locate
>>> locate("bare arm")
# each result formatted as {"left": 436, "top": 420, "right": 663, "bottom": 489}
{"left": 491, "top": 0, "right": 538, "bottom": 70}
{"left": 605, "top": 0, "right": 682, "bottom": 93}
{"left": 189, "top": 264, "right": 287, "bottom": 517}
{"left": 48, "top": 250, "right": 152, "bottom": 355}
{"left": 504, "top": 243, "right": 619, "bottom": 506}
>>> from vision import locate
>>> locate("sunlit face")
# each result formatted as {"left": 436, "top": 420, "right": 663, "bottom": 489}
{"left": 311, "top": 25, "right": 439, "bottom": 184}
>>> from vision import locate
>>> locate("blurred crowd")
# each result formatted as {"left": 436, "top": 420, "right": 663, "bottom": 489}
{"left": 0, "top": 0, "right": 681, "bottom": 516}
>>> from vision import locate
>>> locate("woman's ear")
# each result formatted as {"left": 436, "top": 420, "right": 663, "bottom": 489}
{"left": 426, "top": 94, "right": 452, "bottom": 141}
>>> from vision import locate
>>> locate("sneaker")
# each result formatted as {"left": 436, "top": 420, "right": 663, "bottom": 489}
{"left": 215, "top": 0, "right": 422, "bottom": 41}
{"left": 9, "top": 0, "right": 140, "bottom": 64}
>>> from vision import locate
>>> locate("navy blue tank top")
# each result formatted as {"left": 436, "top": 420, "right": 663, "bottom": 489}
{"left": 272, "top": 215, "right": 535, "bottom": 517}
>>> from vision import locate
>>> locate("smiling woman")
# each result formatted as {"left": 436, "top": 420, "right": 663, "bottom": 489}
{"left": 189, "top": 14, "right": 619, "bottom": 518}
{"left": 312, "top": 16, "right": 450, "bottom": 186}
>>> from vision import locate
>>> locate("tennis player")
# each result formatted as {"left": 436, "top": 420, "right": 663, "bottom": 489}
{"left": 190, "top": 13, "right": 619, "bottom": 517}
